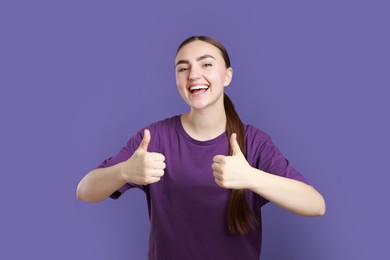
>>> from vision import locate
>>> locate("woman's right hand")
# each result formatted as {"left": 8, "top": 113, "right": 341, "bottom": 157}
{"left": 120, "top": 129, "right": 166, "bottom": 185}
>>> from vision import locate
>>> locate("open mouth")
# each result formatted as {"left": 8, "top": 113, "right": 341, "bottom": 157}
{"left": 189, "top": 85, "right": 209, "bottom": 94}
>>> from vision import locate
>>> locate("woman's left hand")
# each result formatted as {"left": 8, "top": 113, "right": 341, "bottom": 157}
{"left": 212, "top": 133, "right": 253, "bottom": 189}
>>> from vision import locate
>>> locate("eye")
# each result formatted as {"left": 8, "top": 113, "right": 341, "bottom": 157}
{"left": 203, "top": 63, "right": 213, "bottom": 68}
{"left": 177, "top": 67, "right": 188, "bottom": 72}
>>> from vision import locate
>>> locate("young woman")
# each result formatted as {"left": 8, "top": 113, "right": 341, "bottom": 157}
{"left": 77, "top": 36, "right": 325, "bottom": 259}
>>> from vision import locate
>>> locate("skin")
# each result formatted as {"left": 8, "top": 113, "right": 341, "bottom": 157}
{"left": 175, "top": 40, "right": 233, "bottom": 141}
{"left": 77, "top": 40, "right": 326, "bottom": 217}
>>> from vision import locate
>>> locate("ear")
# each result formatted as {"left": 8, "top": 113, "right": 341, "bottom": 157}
{"left": 224, "top": 67, "right": 233, "bottom": 87}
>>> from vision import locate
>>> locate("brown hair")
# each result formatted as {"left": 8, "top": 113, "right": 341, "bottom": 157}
{"left": 176, "top": 36, "right": 258, "bottom": 235}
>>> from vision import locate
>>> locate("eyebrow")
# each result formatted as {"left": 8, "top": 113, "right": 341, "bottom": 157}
{"left": 175, "top": 54, "right": 216, "bottom": 67}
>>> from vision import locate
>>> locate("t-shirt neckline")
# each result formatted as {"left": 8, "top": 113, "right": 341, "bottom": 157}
{"left": 174, "top": 115, "right": 227, "bottom": 146}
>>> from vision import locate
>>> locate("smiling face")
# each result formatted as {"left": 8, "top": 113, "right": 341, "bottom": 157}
{"left": 175, "top": 40, "right": 233, "bottom": 111}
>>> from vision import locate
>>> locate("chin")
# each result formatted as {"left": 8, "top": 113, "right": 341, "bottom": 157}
{"left": 189, "top": 104, "right": 209, "bottom": 111}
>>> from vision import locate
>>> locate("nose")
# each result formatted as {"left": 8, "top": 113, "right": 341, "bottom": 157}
{"left": 188, "top": 66, "right": 201, "bottom": 80}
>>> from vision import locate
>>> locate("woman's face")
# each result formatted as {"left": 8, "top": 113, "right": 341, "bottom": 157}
{"left": 175, "top": 40, "right": 232, "bottom": 111}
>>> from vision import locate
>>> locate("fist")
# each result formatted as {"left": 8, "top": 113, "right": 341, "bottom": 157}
{"left": 211, "top": 133, "right": 252, "bottom": 189}
{"left": 122, "top": 129, "right": 166, "bottom": 185}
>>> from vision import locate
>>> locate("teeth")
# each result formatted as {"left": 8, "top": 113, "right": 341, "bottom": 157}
{"left": 189, "top": 85, "right": 209, "bottom": 91}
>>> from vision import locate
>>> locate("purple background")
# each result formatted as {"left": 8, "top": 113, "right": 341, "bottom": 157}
{"left": 1, "top": 0, "right": 389, "bottom": 259}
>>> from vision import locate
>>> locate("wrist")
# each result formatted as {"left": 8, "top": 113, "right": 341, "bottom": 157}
{"left": 245, "top": 167, "right": 266, "bottom": 191}
{"left": 116, "top": 162, "right": 128, "bottom": 183}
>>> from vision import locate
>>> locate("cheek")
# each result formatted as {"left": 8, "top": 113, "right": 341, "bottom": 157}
{"left": 176, "top": 76, "right": 188, "bottom": 93}
{"left": 208, "top": 71, "right": 226, "bottom": 86}
{"left": 175, "top": 74, "right": 184, "bottom": 86}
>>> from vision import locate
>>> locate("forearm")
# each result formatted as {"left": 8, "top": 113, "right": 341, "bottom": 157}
{"left": 76, "top": 163, "right": 127, "bottom": 203}
{"left": 246, "top": 168, "right": 326, "bottom": 216}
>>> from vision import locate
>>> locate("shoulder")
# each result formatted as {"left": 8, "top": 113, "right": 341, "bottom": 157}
{"left": 132, "top": 115, "right": 180, "bottom": 151}
{"left": 244, "top": 124, "right": 271, "bottom": 147}
{"left": 142, "top": 115, "right": 180, "bottom": 135}
{"left": 243, "top": 124, "right": 280, "bottom": 162}
{"left": 125, "top": 115, "right": 179, "bottom": 145}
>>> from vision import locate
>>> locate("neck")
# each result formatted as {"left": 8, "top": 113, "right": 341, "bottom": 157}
{"left": 181, "top": 105, "right": 226, "bottom": 141}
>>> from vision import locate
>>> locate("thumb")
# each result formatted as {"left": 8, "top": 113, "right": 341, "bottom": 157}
{"left": 139, "top": 129, "right": 151, "bottom": 151}
{"left": 230, "top": 133, "right": 243, "bottom": 156}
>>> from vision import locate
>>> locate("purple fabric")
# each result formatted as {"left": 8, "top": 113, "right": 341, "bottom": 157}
{"left": 97, "top": 115, "right": 308, "bottom": 260}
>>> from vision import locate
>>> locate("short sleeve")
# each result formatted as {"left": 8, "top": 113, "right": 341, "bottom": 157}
{"left": 256, "top": 138, "right": 309, "bottom": 184}
{"left": 245, "top": 125, "right": 309, "bottom": 207}
{"left": 96, "top": 129, "right": 146, "bottom": 199}
{"left": 245, "top": 125, "right": 309, "bottom": 184}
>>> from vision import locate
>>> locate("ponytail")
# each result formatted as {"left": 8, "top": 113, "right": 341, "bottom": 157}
{"left": 224, "top": 94, "right": 259, "bottom": 235}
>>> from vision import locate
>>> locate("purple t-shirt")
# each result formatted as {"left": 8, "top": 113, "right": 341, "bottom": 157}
{"left": 98, "top": 115, "right": 308, "bottom": 260}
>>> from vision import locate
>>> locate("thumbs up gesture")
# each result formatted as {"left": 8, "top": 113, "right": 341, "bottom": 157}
{"left": 121, "top": 129, "right": 166, "bottom": 185}
{"left": 212, "top": 133, "right": 253, "bottom": 189}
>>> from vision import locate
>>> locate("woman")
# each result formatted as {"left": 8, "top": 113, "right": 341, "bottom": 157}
{"left": 77, "top": 36, "right": 325, "bottom": 259}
